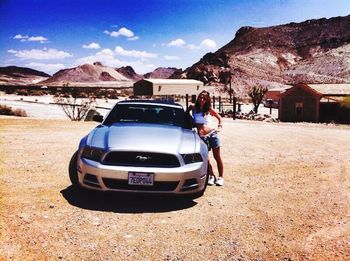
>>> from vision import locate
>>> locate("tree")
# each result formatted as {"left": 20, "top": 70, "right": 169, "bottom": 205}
{"left": 55, "top": 89, "right": 96, "bottom": 121}
{"left": 248, "top": 86, "right": 268, "bottom": 113}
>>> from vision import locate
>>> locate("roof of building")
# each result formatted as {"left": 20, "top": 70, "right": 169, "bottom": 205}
{"left": 133, "top": 79, "right": 204, "bottom": 96}
{"left": 308, "top": 84, "right": 350, "bottom": 95}
{"left": 118, "top": 99, "right": 183, "bottom": 108}
{"left": 138, "top": 79, "right": 203, "bottom": 85}
{"left": 267, "top": 87, "right": 291, "bottom": 92}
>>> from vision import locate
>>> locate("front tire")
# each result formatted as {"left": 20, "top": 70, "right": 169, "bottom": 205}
{"left": 69, "top": 151, "right": 79, "bottom": 186}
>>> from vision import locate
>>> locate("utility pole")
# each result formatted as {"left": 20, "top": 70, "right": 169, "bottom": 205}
{"left": 229, "top": 73, "right": 232, "bottom": 104}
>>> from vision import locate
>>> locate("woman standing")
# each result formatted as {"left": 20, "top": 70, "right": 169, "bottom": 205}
{"left": 187, "top": 91, "right": 224, "bottom": 186}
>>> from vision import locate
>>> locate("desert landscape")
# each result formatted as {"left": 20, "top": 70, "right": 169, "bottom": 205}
{"left": 0, "top": 116, "right": 349, "bottom": 260}
{"left": 1, "top": 2, "right": 350, "bottom": 259}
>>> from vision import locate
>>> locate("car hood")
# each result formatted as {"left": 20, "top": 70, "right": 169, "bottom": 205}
{"left": 86, "top": 123, "right": 199, "bottom": 154}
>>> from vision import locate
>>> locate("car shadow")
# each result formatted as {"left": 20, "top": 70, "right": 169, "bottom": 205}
{"left": 60, "top": 186, "right": 198, "bottom": 213}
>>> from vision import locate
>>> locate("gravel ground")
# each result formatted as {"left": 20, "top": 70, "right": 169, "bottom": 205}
{"left": 0, "top": 117, "right": 349, "bottom": 260}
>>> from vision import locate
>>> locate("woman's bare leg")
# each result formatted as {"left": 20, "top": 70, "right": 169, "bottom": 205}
{"left": 212, "top": 147, "right": 223, "bottom": 178}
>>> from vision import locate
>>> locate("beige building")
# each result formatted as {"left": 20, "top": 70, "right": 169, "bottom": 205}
{"left": 133, "top": 79, "right": 204, "bottom": 96}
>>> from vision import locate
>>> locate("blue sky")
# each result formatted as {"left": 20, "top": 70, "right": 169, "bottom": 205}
{"left": 1, "top": 0, "right": 350, "bottom": 75}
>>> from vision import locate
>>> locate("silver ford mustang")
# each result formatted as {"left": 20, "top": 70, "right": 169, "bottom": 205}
{"left": 69, "top": 100, "right": 209, "bottom": 198}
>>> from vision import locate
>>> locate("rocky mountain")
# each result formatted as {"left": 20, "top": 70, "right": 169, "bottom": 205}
{"left": 116, "top": 66, "right": 143, "bottom": 81}
{"left": 144, "top": 67, "right": 181, "bottom": 79}
{"left": 183, "top": 15, "right": 350, "bottom": 98}
{"left": 39, "top": 63, "right": 181, "bottom": 86}
{"left": 0, "top": 66, "right": 50, "bottom": 85}
{"left": 41, "top": 62, "right": 131, "bottom": 86}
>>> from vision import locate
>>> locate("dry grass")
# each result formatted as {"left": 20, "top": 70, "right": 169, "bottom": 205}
{"left": 0, "top": 117, "right": 349, "bottom": 260}
{"left": 0, "top": 105, "right": 27, "bottom": 117}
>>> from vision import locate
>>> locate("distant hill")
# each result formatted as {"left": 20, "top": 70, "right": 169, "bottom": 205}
{"left": 144, "top": 67, "right": 181, "bottom": 79}
{"left": 41, "top": 62, "right": 132, "bottom": 87}
{"left": 0, "top": 66, "right": 50, "bottom": 85}
{"left": 116, "top": 66, "right": 143, "bottom": 81}
{"left": 183, "top": 15, "right": 350, "bottom": 97}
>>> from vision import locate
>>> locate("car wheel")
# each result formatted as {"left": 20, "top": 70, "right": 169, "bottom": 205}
{"left": 69, "top": 151, "right": 79, "bottom": 187}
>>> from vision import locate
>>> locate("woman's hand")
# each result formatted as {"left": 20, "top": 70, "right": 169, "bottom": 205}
{"left": 217, "top": 124, "right": 223, "bottom": 132}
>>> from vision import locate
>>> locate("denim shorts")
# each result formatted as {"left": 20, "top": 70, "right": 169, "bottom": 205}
{"left": 201, "top": 132, "right": 221, "bottom": 150}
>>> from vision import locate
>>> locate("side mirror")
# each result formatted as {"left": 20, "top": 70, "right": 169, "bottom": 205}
{"left": 92, "top": 115, "right": 104, "bottom": 123}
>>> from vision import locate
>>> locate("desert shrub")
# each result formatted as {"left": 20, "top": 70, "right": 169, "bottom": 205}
{"left": 54, "top": 92, "right": 62, "bottom": 97}
{"left": 79, "top": 92, "right": 89, "bottom": 98}
{"left": 5, "top": 89, "right": 16, "bottom": 94}
{"left": 30, "top": 90, "right": 47, "bottom": 96}
{"left": 16, "top": 89, "right": 29, "bottom": 96}
{"left": 106, "top": 90, "right": 119, "bottom": 99}
{"left": 54, "top": 95, "right": 96, "bottom": 121}
{"left": 340, "top": 96, "right": 350, "bottom": 108}
{"left": 0, "top": 105, "right": 28, "bottom": 117}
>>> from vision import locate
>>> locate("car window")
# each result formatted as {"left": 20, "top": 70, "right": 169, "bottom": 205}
{"left": 104, "top": 104, "right": 189, "bottom": 128}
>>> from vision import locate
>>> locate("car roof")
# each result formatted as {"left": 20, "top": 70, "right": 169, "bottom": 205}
{"left": 117, "top": 99, "right": 183, "bottom": 109}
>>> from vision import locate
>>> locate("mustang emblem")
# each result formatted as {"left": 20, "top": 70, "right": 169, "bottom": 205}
{"left": 135, "top": 155, "right": 151, "bottom": 162}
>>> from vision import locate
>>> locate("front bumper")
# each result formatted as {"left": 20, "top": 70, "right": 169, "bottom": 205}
{"left": 77, "top": 156, "right": 208, "bottom": 194}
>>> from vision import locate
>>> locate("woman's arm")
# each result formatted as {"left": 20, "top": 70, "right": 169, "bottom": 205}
{"left": 209, "top": 108, "right": 223, "bottom": 130}
{"left": 186, "top": 104, "right": 194, "bottom": 114}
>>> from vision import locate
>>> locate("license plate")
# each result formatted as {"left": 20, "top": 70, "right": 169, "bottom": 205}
{"left": 128, "top": 172, "right": 154, "bottom": 186}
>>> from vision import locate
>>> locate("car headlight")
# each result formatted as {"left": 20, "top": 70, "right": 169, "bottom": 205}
{"left": 81, "top": 147, "right": 105, "bottom": 162}
{"left": 182, "top": 153, "right": 203, "bottom": 164}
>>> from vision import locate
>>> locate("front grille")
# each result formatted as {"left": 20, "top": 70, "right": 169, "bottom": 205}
{"left": 102, "top": 178, "right": 179, "bottom": 191}
{"left": 103, "top": 152, "right": 180, "bottom": 168}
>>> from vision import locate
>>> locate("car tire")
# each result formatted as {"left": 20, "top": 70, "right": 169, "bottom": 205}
{"left": 69, "top": 151, "right": 79, "bottom": 187}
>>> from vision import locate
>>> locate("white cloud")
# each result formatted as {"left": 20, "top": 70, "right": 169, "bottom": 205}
{"left": 123, "top": 61, "right": 156, "bottom": 74}
{"left": 75, "top": 48, "right": 157, "bottom": 74}
{"left": 128, "top": 36, "right": 139, "bottom": 41}
{"left": 168, "top": 38, "right": 186, "bottom": 47}
{"left": 200, "top": 39, "right": 217, "bottom": 50}
{"left": 27, "top": 36, "right": 48, "bottom": 43}
{"left": 115, "top": 46, "right": 157, "bottom": 58}
{"left": 82, "top": 42, "right": 101, "bottom": 49}
{"left": 76, "top": 48, "right": 119, "bottom": 67}
{"left": 13, "top": 34, "right": 48, "bottom": 43}
{"left": 187, "top": 44, "right": 200, "bottom": 50}
{"left": 24, "top": 62, "right": 66, "bottom": 75}
{"left": 13, "top": 34, "right": 29, "bottom": 40}
{"left": 164, "top": 55, "right": 180, "bottom": 60}
{"left": 104, "top": 27, "right": 139, "bottom": 40}
{"left": 167, "top": 38, "right": 216, "bottom": 50}
{"left": 117, "top": 27, "right": 134, "bottom": 38}
{"left": 98, "top": 49, "right": 115, "bottom": 56}
{"left": 8, "top": 48, "right": 72, "bottom": 60}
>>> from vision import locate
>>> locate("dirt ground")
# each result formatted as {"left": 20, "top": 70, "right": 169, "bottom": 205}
{"left": 0, "top": 117, "right": 349, "bottom": 260}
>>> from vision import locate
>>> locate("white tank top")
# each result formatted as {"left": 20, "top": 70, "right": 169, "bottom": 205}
{"left": 193, "top": 111, "right": 209, "bottom": 124}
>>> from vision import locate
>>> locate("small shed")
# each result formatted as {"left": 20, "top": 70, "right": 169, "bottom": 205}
{"left": 279, "top": 83, "right": 350, "bottom": 123}
{"left": 133, "top": 79, "right": 204, "bottom": 96}
{"left": 263, "top": 87, "right": 291, "bottom": 108}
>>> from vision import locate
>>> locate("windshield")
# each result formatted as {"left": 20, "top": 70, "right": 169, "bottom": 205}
{"left": 104, "top": 103, "right": 191, "bottom": 128}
